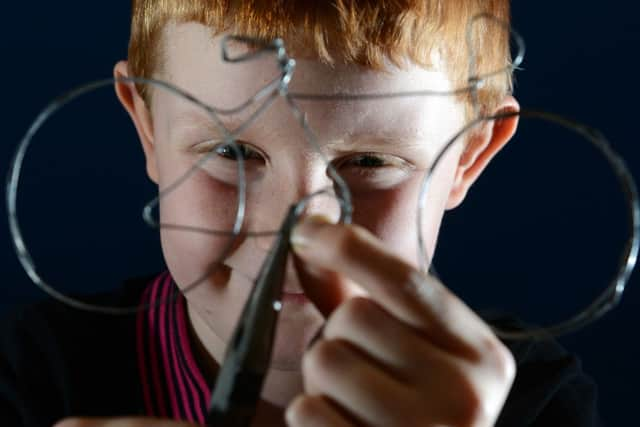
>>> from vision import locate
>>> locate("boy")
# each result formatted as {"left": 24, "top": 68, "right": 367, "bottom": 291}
{"left": 1, "top": 1, "right": 601, "bottom": 426}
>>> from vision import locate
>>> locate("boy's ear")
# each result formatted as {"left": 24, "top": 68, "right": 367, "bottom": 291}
{"left": 445, "top": 96, "right": 520, "bottom": 210}
{"left": 113, "top": 61, "right": 159, "bottom": 184}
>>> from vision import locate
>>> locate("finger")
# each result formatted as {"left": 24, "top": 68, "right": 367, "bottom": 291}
{"left": 54, "top": 418, "right": 196, "bottom": 427}
{"left": 286, "top": 395, "right": 357, "bottom": 427}
{"left": 291, "top": 218, "right": 493, "bottom": 357}
{"left": 323, "top": 296, "right": 450, "bottom": 383}
{"left": 305, "top": 336, "right": 514, "bottom": 427}
{"left": 292, "top": 249, "right": 367, "bottom": 318}
{"left": 303, "top": 338, "right": 413, "bottom": 427}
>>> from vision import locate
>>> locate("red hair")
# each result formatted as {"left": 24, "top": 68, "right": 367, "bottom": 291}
{"left": 129, "top": 0, "right": 513, "bottom": 112}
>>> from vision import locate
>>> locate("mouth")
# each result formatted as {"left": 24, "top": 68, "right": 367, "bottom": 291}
{"left": 222, "top": 259, "right": 311, "bottom": 304}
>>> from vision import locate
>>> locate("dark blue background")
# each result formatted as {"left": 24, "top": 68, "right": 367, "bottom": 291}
{"left": 1, "top": 3, "right": 638, "bottom": 425}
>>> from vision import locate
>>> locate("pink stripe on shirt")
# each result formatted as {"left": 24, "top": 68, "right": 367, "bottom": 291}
{"left": 146, "top": 273, "right": 169, "bottom": 417}
{"left": 158, "top": 273, "right": 181, "bottom": 418}
{"left": 167, "top": 279, "right": 195, "bottom": 422}
{"left": 137, "top": 272, "right": 212, "bottom": 423}
{"left": 175, "top": 294, "right": 210, "bottom": 423}
{"left": 136, "top": 284, "right": 154, "bottom": 416}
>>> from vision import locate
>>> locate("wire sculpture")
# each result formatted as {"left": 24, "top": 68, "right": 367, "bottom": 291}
{"left": 6, "top": 13, "right": 639, "bottom": 343}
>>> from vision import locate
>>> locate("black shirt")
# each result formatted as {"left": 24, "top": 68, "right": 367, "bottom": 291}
{"left": 0, "top": 274, "right": 603, "bottom": 426}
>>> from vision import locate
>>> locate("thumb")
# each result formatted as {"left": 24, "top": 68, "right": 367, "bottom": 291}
{"left": 291, "top": 216, "right": 365, "bottom": 318}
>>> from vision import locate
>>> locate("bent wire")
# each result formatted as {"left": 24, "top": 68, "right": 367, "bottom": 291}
{"left": 5, "top": 16, "right": 639, "bottom": 424}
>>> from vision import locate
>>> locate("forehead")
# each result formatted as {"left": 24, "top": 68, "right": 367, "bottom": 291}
{"left": 157, "top": 22, "right": 465, "bottom": 150}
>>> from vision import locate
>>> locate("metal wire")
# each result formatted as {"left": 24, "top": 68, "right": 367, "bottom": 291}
{"left": 6, "top": 15, "right": 639, "bottom": 339}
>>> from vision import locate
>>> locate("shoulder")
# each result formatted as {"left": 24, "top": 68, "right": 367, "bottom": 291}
{"left": 486, "top": 314, "right": 603, "bottom": 427}
{"left": 0, "top": 276, "right": 151, "bottom": 427}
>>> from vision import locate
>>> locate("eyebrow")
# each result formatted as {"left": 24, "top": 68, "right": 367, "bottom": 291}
{"left": 170, "top": 109, "right": 245, "bottom": 133}
{"left": 168, "top": 108, "right": 259, "bottom": 145}
{"left": 326, "top": 132, "right": 430, "bottom": 153}
{"left": 170, "top": 109, "right": 431, "bottom": 152}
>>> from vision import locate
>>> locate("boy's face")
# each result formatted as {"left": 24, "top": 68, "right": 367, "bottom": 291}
{"left": 118, "top": 22, "right": 514, "bottom": 372}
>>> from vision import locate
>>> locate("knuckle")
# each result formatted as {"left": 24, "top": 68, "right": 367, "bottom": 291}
{"left": 463, "top": 401, "right": 490, "bottom": 427}
{"left": 416, "top": 284, "right": 456, "bottom": 330}
{"left": 453, "top": 387, "right": 488, "bottom": 427}
{"left": 435, "top": 289, "right": 455, "bottom": 319}
{"left": 438, "top": 368, "right": 488, "bottom": 427}
{"left": 302, "top": 339, "right": 346, "bottom": 380}
{"left": 403, "top": 270, "right": 448, "bottom": 309}
{"left": 286, "top": 396, "right": 317, "bottom": 426}
{"left": 335, "top": 225, "right": 364, "bottom": 261}
{"left": 496, "top": 345, "right": 517, "bottom": 384}
{"left": 446, "top": 340, "right": 514, "bottom": 427}
{"left": 338, "top": 296, "right": 376, "bottom": 327}
{"left": 480, "top": 336, "right": 517, "bottom": 383}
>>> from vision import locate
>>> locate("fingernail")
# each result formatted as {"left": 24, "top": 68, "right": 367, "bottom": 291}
{"left": 290, "top": 214, "right": 332, "bottom": 249}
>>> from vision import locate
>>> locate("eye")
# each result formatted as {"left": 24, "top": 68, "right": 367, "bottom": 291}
{"left": 332, "top": 152, "right": 415, "bottom": 191}
{"left": 345, "top": 154, "right": 389, "bottom": 168}
{"left": 191, "top": 140, "right": 266, "bottom": 162}
{"left": 336, "top": 152, "right": 408, "bottom": 171}
{"left": 191, "top": 140, "right": 266, "bottom": 184}
{"left": 213, "top": 142, "right": 264, "bottom": 162}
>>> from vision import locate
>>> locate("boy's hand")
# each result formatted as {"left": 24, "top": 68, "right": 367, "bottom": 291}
{"left": 287, "top": 217, "right": 516, "bottom": 427}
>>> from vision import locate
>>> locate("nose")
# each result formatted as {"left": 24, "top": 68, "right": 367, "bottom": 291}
{"left": 287, "top": 153, "right": 346, "bottom": 224}
{"left": 295, "top": 186, "right": 343, "bottom": 222}
{"left": 248, "top": 156, "right": 343, "bottom": 249}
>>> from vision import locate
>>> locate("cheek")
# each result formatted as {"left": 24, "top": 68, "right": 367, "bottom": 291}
{"left": 351, "top": 160, "right": 459, "bottom": 268}
{"left": 419, "top": 143, "right": 464, "bottom": 259}
{"left": 156, "top": 155, "right": 242, "bottom": 288}
{"left": 351, "top": 177, "right": 422, "bottom": 265}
